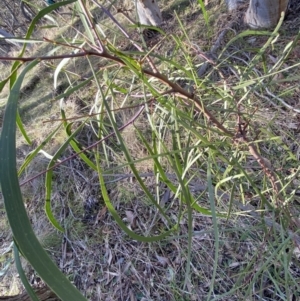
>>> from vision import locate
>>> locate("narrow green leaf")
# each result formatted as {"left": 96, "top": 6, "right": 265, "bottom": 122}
{"left": 197, "top": 0, "right": 209, "bottom": 28}
{"left": 18, "top": 124, "right": 62, "bottom": 177}
{"left": 16, "top": 110, "right": 31, "bottom": 145}
{"left": 95, "top": 149, "right": 175, "bottom": 242}
{"left": 9, "top": 0, "right": 77, "bottom": 89}
{"left": 54, "top": 41, "right": 84, "bottom": 89}
{"left": 61, "top": 109, "right": 97, "bottom": 170}
{"left": 75, "top": 1, "right": 95, "bottom": 43}
{"left": 0, "top": 77, "right": 11, "bottom": 94}
{"left": 136, "top": 127, "right": 214, "bottom": 216}
{"left": 0, "top": 60, "right": 87, "bottom": 301}
{"left": 13, "top": 243, "right": 39, "bottom": 301}
{"left": 45, "top": 122, "right": 86, "bottom": 232}
{"left": 206, "top": 158, "right": 219, "bottom": 301}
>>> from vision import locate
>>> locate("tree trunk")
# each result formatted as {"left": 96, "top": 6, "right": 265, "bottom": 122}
{"left": 135, "top": 0, "right": 289, "bottom": 29}
{"left": 245, "top": 0, "right": 289, "bottom": 28}
{"left": 0, "top": 287, "right": 59, "bottom": 301}
{"left": 226, "top": 0, "right": 245, "bottom": 11}
{"left": 136, "top": 0, "right": 162, "bottom": 26}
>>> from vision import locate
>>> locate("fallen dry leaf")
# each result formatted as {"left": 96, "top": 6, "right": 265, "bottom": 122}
{"left": 155, "top": 253, "right": 171, "bottom": 267}
{"left": 125, "top": 210, "right": 137, "bottom": 229}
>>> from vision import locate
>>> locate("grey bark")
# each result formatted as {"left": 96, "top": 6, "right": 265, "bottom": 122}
{"left": 136, "top": 0, "right": 289, "bottom": 29}
{"left": 245, "top": 0, "right": 289, "bottom": 28}
{"left": 226, "top": 0, "right": 247, "bottom": 11}
{"left": 136, "top": 0, "right": 163, "bottom": 26}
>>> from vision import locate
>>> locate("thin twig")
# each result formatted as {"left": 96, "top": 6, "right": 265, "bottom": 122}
{"left": 90, "top": 0, "right": 159, "bottom": 73}
{"left": 236, "top": 203, "right": 300, "bottom": 245}
{"left": 20, "top": 105, "right": 145, "bottom": 187}
{"left": 43, "top": 91, "right": 173, "bottom": 123}
{"left": 77, "top": 0, "right": 104, "bottom": 53}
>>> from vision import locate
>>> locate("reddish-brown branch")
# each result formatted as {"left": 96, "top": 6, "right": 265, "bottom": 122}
{"left": 0, "top": 49, "right": 231, "bottom": 135}
{"left": 2, "top": 42, "right": 280, "bottom": 199}
{"left": 234, "top": 113, "right": 283, "bottom": 204}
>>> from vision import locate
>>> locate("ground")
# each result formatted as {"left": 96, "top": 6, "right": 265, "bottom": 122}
{"left": 1, "top": 0, "right": 300, "bottom": 300}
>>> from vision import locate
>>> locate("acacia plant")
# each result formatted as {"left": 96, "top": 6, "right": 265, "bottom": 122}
{"left": 0, "top": 0, "right": 299, "bottom": 300}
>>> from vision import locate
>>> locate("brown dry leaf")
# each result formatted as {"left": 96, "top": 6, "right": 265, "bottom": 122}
{"left": 105, "top": 236, "right": 113, "bottom": 266}
{"left": 155, "top": 253, "right": 171, "bottom": 267}
{"left": 160, "top": 188, "right": 171, "bottom": 207}
{"left": 106, "top": 248, "right": 113, "bottom": 266}
{"left": 268, "top": 54, "right": 279, "bottom": 64}
{"left": 125, "top": 210, "right": 137, "bottom": 229}
{"left": 94, "top": 206, "right": 107, "bottom": 226}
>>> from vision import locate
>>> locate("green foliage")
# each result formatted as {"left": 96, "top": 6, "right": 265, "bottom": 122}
{"left": 0, "top": 0, "right": 300, "bottom": 300}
